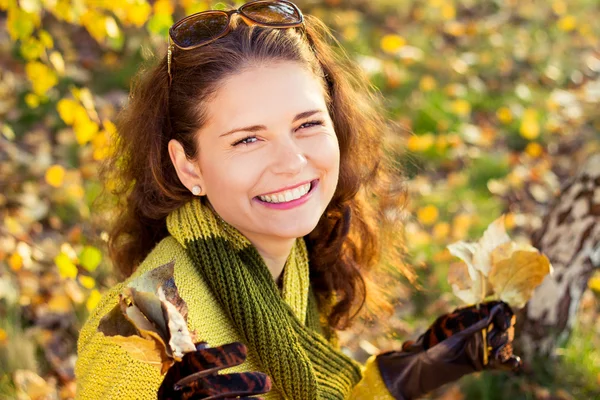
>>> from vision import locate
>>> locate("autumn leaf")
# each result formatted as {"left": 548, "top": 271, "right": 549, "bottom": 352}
{"left": 97, "top": 261, "right": 197, "bottom": 373}
{"left": 447, "top": 215, "right": 552, "bottom": 308}
{"left": 488, "top": 243, "right": 553, "bottom": 308}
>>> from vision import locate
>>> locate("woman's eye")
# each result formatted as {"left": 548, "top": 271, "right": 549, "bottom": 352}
{"left": 233, "top": 136, "right": 258, "bottom": 146}
{"left": 298, "top": 120, "right": 324, "bottom": 130}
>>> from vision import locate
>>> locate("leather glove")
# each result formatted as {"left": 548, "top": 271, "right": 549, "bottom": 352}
{"left": 157, "top": 341, "right": 272, "bottom": 400}
{"left": 376, "top": 301, "right": 521, "bottom": 400}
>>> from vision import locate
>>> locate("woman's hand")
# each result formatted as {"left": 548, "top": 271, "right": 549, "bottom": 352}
{"left": 376, "top": 301, "right": 521, "bottom": 400}
{"left": 157, "top": 341, "right": 272, "bottom": 400}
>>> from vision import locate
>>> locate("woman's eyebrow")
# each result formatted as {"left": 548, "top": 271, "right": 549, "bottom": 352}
{"left": 218, "top": 109, "right": 324, "bottom": 138}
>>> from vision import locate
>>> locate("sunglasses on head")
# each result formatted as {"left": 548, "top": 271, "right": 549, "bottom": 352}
{"left": 167, "top": 0, "right": 305, "bottom": 85}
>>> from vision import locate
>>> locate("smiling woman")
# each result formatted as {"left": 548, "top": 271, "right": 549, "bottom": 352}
{"left": 168, "top": 62, "right": 341, "bottom": 279}
{"left": 74, "top": 1, "right": 518, "bottom": 399}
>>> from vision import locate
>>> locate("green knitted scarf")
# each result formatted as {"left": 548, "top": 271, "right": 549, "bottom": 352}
{"left": 166, "top": 198, "right": 362, "bottom": 399}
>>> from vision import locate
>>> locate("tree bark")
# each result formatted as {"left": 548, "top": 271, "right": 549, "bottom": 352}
{"left": 515, "top": 153, "right": 600, "bottom": 362}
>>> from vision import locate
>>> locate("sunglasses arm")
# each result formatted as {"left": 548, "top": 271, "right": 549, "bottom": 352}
{"left": 167, "top": 35, "right": 174, "bottom": 86}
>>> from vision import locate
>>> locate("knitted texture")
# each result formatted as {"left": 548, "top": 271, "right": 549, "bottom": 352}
{"left": 75, "top": 208, "right": 394, "bottom": 399}
{"left": 166, "top": 199, "right": 362, "bottom": 400}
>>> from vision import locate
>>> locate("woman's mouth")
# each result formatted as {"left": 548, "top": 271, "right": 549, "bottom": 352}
{"left": 254, "top": 179, "right": 319, "bottom": 209}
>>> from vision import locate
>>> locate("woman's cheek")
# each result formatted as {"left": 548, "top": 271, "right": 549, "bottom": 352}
{"left": 303, "top": 132, "right": 340, "bottom": 168}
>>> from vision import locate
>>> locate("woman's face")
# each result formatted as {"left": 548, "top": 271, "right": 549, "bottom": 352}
{"left": 194, "top": 61, "right": 340, "bottom": 244}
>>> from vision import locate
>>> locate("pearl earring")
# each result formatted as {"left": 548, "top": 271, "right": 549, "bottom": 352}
{"left": 191, "top": 185, "right": 201, "bottom": 196}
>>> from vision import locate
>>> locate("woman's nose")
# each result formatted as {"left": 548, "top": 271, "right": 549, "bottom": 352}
{"left": 270, "top": 139, "right": 307, "bottom": 175}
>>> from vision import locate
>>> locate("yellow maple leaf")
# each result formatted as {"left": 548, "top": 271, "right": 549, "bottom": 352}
{"left": 448, "top": 215, "right": 552, "bottom": 308}
{"left": 488, "top": 243, "right": 552, "bottom": 308}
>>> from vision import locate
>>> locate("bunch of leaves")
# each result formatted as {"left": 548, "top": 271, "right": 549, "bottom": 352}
{"left": 447, "top": 215, "right": 553, "bottom": 308}
{"left": 97, "top": 261, "right": 197, "bottom": 374}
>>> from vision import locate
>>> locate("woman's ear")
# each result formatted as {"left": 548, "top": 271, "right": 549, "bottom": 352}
{"left": 168, "top": 139, "right": 204, "bottom": 194}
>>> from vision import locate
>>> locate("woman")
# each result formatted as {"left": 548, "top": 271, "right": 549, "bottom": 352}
{"left": 75, "top": 1, "right": 520, "bottom": 399}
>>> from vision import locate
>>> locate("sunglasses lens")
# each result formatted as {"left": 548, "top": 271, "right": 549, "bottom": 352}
{"left": 241, "top": 1, "right": 301, "bottom": 24}
{"left": 171, "top": 12, "right": 229, "bottom": 48}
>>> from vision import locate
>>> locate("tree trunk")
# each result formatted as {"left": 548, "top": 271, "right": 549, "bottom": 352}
{"left": 515, "top": 153, "right": 600, "bottom": 362}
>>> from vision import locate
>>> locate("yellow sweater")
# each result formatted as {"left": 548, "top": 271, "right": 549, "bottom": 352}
{"left": 75, "top": 235, "right": 394, "bottom": 399}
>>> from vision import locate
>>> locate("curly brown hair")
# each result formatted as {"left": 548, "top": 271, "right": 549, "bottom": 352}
{"left": 100, "top": 13, "right": 413, "bottom": 330}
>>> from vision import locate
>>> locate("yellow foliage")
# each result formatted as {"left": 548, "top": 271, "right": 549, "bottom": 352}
{"left": 589, "top": 275, "right": 600, "bottom": 293}
{"left": 25, "top": 93, "right": 40, "bottom": 108}
{"left": 38, "top": 29, "right": 53, "bottom": 48}
{"left": 66, "top": 184, "right": 85, "bottom": 200}
{"left": 552, "top": 1, "right": 567, "bottom": 15}
{"left": 7, "top": 7, "right": 40, "bottom": 41}
{"left": 448, "top": 216, "right": 552, "bottom": 307}
{"left": 0, "top": 328, "right": 6, "bottom": 345}
{"left": 45, "top": 164, "right": 66, "bottom": 188}
{"left": 504, "top": 213, "right": 516, "bottom": 229}
{"left": 79, "top": 275, "right": 96, "bottom": 289}
{"left": 92, "top": 128, "right": 115, "bottom": 160}
{"left": 55, "top": 252, "right": 78, "bottom": 279}
{"left": 451, "top": 99, "right": 471, "bottom": 116}
{"left": 86, "top": 289, "right": 102, "bottom": 312}
{"left": 496, "top": 107, "right": 513, "bottom": 124}
{"left": 417, "top": 205, "right": 439, "bottom": 226}
{"left": 153, "top": 0, "right": 173, "bottom": 15}
{"left": 74, "top": 117, "right": 99, "bottom": 145}
{"left": 20, "top": 37, "right": 45, "bottom": 60}
{"left": 441, "top": 4, "right": 456, "bottom": 20}
{"left": 407, "top": 133, "right": 435, "bottom": 152}
{"left": 525, "top": 142, "right": 543, "bottom": 158}
{"left": 452, "top": 213, "right": 471, "bottom": 239}
{"left": 433, "top": 222, "right": 451, "bottom": 240}
{"left": 520, "top": 109, "right": 540, "bottom": 140}
{"left": 48, "top": 294, "right": 73, "bottom": 313}
{"left": 123, "top": 1, "right": 152, "bottom": 27}
{"left": 49, "top": 51, "right": 65, "bottom": 75}
{"left": 557, "top": 15, "right": 576, "bottom": 32}
{"left": 25, "top": 61, "right": 58, "bottom": 95}
{"left": 81, "top": 10, "right": 108, "bottom": 42}
{"left": 380, "top": 34, "right": 406, "bottom": 54}
{"left": 9, "top": 252, "right": 23, "bottom": 271}
{"left": 57, "top": 99, "right": 80, "bottom": 125}
{"left": 50, "top": 0, "right": 75, "bottom": 23}
{"left": 419, "top": 75, "right": 437, "bottom": 91}
{"left": 445, "top": 21, "right": 466, "bottom": 36}
{"left": 342, "top": 25, "right": 359, "bottom": 41}
{"left": 489, "top": 243, "right": 552, "bottom": 308}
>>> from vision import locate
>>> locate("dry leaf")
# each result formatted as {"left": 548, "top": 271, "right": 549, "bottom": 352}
{"left": 97, "top": 260, "right": 198, "bottom": 373}
{"left": 157, "top": 286, "right": 196, "bottom": 358}
{"left": 488, "top": 243, "right": 553, "bottom": 308}
{"left": 448, "top": 261, "right": 486, "bottom": 304}
{"left": 447, "top": 215, "right": 552, "bottom": 308}
{"left": 109, "top": 334, "right": 171, "bottom": 373}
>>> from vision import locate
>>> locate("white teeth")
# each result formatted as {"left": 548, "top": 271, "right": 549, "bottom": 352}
{"left": 258, "top": 182, "right": 311, "bottom": 203}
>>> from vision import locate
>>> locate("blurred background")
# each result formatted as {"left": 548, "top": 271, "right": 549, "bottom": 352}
{"left": 1, "top": 0, "right": 599, "bottom": 399}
